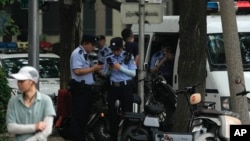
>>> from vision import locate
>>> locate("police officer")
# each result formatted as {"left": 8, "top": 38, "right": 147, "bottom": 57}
{"left": 69, "top": 34, "right": 103, "bottom": 141}
{"left": 121, "top": 28, "right": 139, "bottom": 93}
{"left": 96, "top": 35, "right": 112, "bottom": 64}
{"left": 102, "top": 37, "right": 137, "bottom": 141}
{"left": 150, "top": 42, "right": 174, "bottom": 86}
{"left": 121, "top": 28, "right": 139, "bottom": 66}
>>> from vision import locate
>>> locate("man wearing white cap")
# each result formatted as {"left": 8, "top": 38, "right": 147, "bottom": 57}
{"left": 6, "top": 66, "right": 56, "bottom": 141}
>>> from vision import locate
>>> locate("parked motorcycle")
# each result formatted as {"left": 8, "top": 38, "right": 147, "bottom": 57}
{"left": 149, "top": 74, "right": 177, "bottom": 131}
{"left": 117, "top": 81, "right": 242, "bottom": 141}
{"left": 173, "top": 84, "right": 242, "bottom": 141}
{"left": 190, "top": 80, "right": 248, "bottom": 141}
{"left": 56, "top": 89, "right": 110, "bottom": 141}
{"left": 117, "top": 77, "right": 184, "bottom": 141}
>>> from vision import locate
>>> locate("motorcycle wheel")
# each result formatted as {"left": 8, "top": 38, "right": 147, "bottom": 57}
{"left": 58, "top": 117, "right": 71, "bottom": 139}
{"left": 121, "top": 125, "right": 149, "bottom": 141}
{"left": 92, "top": 121, "right": 110, "bottom": 141}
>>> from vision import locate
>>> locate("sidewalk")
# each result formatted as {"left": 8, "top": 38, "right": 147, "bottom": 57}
{"left": 48, "top": 128, "right": 66, "bottom": 141}
{"left": 0, "top": 128, "right": 66, "bottom": 141}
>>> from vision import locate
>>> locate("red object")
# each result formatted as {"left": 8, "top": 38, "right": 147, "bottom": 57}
{"left": 40, "top": 41, "right": 52, "bottom": 48}
{"left": 236, "top": 1, "right": 250, "bottom": 8}
{"left": 56, "top": 89, "right": 72, "bottom": 117}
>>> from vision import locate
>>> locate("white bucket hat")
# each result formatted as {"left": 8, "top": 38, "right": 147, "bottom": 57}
{"left": 10, "top": 66, "right": 39, "bottom": 83}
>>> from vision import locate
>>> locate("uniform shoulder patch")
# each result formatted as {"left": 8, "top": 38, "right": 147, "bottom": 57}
{"left": 79, "top": 50, "right": 83, "bottom": 54}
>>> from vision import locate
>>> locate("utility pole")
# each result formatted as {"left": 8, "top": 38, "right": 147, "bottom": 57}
{"left": 28, "top": 0, "right": 40, "bottom": 88}
{"left": 121, "top": 0, "right": 162, "bottom": 112}
{"left": 138, "top": 0, "right": 146, "bottom": 112}
{"left": 219, "top": 0, "right": 250, "bottom": 124}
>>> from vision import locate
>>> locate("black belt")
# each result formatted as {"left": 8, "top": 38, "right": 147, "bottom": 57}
{"left": 110, "top": 80, "right": 133, "bottom": 87}
{"left": 69, "top": 79, "right": 94, "bottom": 89}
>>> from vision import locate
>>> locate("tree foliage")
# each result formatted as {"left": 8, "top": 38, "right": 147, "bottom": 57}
{"left": 0, "top": 66, "right": 11, "bottom": 134}
{"left": 0, "top": 0, "right": 20, "bottom": 36}
{"left": 0, "top": 0, "right": 14, "bottom": 7}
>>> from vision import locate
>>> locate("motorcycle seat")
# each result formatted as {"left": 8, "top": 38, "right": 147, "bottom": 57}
{"left": 194, "top": 109, "right": 221, "bottom": 116}
{"left": 144, "top": 104, "right": 165, "bottom": 115}
{"left": 123, "top": 112, "right": 145, "bottom": 119}
{"left": 195, "top": 109, "right": 240, "bottom": 118}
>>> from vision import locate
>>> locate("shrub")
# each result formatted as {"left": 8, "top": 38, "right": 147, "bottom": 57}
{"left": 0, "top": 66, "right": 11, "bottom": 133}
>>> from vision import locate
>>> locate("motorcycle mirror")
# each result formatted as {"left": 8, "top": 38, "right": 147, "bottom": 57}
{"left": 190, "top": 93, "right": 201, "bottom": 105}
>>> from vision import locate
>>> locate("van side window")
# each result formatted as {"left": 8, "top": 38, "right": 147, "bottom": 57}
{"left": 207, "top": 36, "right": 225, "bottom": 65}
{"left": 240, "top": 36, "right": 250, "bottom": 64}
{"left": 207, "top": 33, "right": 250, "bottom": 71}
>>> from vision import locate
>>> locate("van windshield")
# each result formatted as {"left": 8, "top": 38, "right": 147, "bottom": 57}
{"left": 207, "top": 33, "right": 250, "bottom": 71}
{"left": 1, "top": 57, "right": 60, "bottom": 78}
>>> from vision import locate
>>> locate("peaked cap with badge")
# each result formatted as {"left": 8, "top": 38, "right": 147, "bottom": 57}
{"left": 109, "top": 37, "right": 123, "bottom": 50}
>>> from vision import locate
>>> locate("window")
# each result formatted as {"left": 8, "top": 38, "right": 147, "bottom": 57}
{"left": 83, "top": 2, "right": 113, "bottom": 35}
{"left": 2, "top": 57, "right": 60, "bottom": 78}
{"left": 207, "top": 33, "right": 250, "bottom": 71}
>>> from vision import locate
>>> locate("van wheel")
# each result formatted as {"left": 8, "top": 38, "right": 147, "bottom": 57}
{"left": 121, "top": 125, "right": 149, "bottom": 141}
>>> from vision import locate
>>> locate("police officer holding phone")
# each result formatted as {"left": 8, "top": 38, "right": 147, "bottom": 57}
{"left": 96, "top": 35, "right": 112, "bottom": 64}
{"left": 102, "top": 37, "right": 137, "bottom": 141}
{"left": 69, "top": 34, "right": 103, "bottom": 141}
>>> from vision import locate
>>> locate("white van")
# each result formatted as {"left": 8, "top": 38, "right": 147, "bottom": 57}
{"left": 0, "top": 50, "right": 60, "bottom": 99}
{"left": 131, "top": 15, "right": 250, "bottom": 112}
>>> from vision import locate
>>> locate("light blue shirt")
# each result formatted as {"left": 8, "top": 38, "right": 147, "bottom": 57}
{"left": 97, "top": 45, "right": 112, "bottom": 63}
{"left": 150, "top": 50, "right": 164, "bottom": 69}
{"left": 103, "top": 51, "right": 137, "bottom": 82}
{"left": 6, "top": 91, "right": 56, "bottom": 141}
{"left": 70, "top": 45, "right": 94, "bottom": 84}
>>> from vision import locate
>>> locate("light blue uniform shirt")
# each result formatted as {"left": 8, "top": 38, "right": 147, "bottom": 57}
{"left": 150, "top": 50, "right": 164, "bottom": 69}
{"left": 103, "top": 51, "right": 137, "bottom": 82}
{"left": 97, "top": 45, "right": 112, "bottom": 63}
{"left": 70, "top": 46, "right": 94, "bottom": 84}
{"left": 6, "top": 91, "right": 56, "bottom": 141}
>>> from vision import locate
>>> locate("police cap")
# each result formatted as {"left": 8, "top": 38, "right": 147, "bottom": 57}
{"left": 109, "top": 37, "right": 123, "bottom": 50}
{"left": 96, "top": 35, "right": 105, "bottom": 40}
{"left": 81, "top": 34, "right": 96, "bottom": 45}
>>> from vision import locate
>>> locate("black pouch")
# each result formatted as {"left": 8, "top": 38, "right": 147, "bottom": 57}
{"left": 68, "top": 79, "right": 83, "bottom": 94}
{"left": 91, "top": 84, "right": 103, "bottom": 94}
{"left": 67, "top": 79, "right": 75, "bottom": 93}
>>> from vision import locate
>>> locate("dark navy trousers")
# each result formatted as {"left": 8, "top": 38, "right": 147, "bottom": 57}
{"left": 70, "top": 87, "right": 93, "bottom": 141}
{"left": 107, "top": 83, "right": 134, "bottom": 140}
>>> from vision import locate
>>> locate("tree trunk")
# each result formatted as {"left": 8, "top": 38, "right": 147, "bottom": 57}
{"left": 173, "top": 0, "right": 207, "bottom": 132}
{"left": 59, "top": 0, "right": 83, "bottom": 89}
{"left": 219, "top": 0, "right": 250, "bottom": 124}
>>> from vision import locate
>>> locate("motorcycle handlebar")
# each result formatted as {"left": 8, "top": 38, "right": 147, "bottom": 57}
{"left": 176, "top": 82, "right": 201, "bottom": 95}
{"left": 236, "top": 90, "right": 250, "bottom": 96}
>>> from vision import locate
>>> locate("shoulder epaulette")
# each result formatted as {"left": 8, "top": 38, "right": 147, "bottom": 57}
{"left": 107, "top": 53, "right": 113, "bottom": 57}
